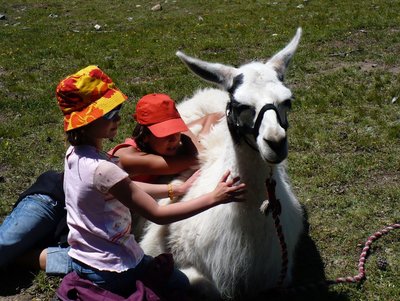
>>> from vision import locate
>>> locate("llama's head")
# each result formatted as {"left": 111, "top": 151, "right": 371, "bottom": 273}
{"left": 177, "top": 28, "right": 301, "bottom": 164}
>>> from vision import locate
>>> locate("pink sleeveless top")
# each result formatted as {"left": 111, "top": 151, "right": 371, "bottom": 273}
{"left": 108, "top": 138, "right": 158, "bottom": 183}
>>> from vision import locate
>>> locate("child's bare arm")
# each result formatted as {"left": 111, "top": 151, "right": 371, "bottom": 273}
{"left": 109, "top": 170, "right": 246, "bottom": 225}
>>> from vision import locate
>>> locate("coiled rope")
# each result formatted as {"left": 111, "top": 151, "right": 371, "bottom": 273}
{"left": 333, "top": 222, "right": 399, "bottom": 284}
{"left": 264, "top": 176, "right": 399, "bottom": 295}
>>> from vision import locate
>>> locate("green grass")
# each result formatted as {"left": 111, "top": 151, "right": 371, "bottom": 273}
{"left": 0, "top": 1, "right": 399, "bottom": 300}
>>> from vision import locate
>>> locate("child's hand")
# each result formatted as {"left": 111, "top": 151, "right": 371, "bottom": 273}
{"left": 211, "top": 170, "right": 246, "bottom": 204}
{"left": 174, "top": 170, "right": 201, "bottom": 197}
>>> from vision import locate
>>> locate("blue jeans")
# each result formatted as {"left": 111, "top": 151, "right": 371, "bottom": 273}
{"left": 72, "top": 255, "right": 190, "bottom": 297}
{"left": 0, "top": 194, "right": 72, "bottom": 274}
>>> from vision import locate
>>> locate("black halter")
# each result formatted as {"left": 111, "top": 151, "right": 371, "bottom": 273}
{"left": 226, "top": 94, "right": 288, "bottom": 151}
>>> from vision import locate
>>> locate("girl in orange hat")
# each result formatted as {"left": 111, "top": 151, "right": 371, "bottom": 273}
{"left": 56, "top": 66, "right": 246, "bottom": 298}
{"left": 0, "top": 93, "right": 221, "bottom": 279}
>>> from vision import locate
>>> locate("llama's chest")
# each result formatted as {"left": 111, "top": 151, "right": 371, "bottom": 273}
{"left": 168, "top": 205, "right": 278, "bottom": 259}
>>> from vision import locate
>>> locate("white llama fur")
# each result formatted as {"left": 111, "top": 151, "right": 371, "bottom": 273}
{"left": 140, "top": 28, "right": 304, "bottom": 300}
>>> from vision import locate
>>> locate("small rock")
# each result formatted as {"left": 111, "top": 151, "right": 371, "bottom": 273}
{"left": 339, "top": 132, "right": 348, "bottom": 139}
{"left": 127, "top": 17, "right": 133, "bottom": 21}
{"left": 151, "top": 4, "right": 162, "bottom": 11}
{"left": 198, "top": 16, "right": 204, "bottom": 22}
{"left": 48, "top": 13, "right": 58, "bottom": 18}
{"left": 377, "top": 257, "right": 388, "bottom": 271}
{"left": 94, "top": 24, "right": 101, "bottom": 30}
{"left": 391, "top": 96, "right": 398, "bottom": 104}
{"left": 0, "top": 14, "right": 6, "bottom": 20}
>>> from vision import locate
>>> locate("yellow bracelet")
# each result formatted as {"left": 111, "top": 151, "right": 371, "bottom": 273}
{"left": 168, "top": 183, "right": 174, "bottom": 201}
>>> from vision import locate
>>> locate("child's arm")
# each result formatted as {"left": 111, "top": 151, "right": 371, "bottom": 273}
{"left": 182, "top": 112, "right": 224, "bottom": 152}
{"left": 188, "top": 112, "right": 224, "bottom": 137}
{"left": 109, "top": 170, "right": 246, "bottom": 225}
{"left": 133, "top": 170, "right": 200, "bottom": 199}
{"left": 116, "top": 146, "right": 198, "bottom": 176}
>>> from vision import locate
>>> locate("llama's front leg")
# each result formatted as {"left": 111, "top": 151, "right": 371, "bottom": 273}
{"left": 181, "top": 267, "right": 222, "bottom": 301}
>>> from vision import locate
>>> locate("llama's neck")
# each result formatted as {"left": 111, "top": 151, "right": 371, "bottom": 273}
{"left": 200, "top": 118, "right": 274, "bottom": 203}
{"left": 220, "top": 131, "right": 276, "bottom": 213}
{"left": 226, "top": 135, "right": 272, "bottom": 182}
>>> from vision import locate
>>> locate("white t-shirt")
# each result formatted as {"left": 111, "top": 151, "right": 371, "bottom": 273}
{"left": 64, "top": 145, "right": 144, "bottom": 272}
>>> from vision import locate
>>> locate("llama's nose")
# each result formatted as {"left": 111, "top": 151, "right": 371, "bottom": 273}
{"left": 264, "top": 138, "right": 286, "bottom": 153}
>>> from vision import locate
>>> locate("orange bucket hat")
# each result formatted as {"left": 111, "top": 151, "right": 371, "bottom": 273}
{"left": 56, "top": 65, "right": 128, "bottom": 131}
{"left": 133, "top": 93, "right": 188, "bottom": 137}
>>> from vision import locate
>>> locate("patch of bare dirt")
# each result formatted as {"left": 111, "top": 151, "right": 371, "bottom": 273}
{"left": 0, "top": 293, "right": 35, "bottom": 301}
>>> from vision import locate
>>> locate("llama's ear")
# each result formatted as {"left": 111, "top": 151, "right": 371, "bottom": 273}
{"left": 266, "top": 27, "right": 302, "bottom": 81}
{"left": 176, "top": 51, "right": 239, "bottom": 90}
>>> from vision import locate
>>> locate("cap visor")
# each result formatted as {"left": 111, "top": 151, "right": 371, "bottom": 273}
{"left": 148, "top": 118, "right": 189, "bottom": 138}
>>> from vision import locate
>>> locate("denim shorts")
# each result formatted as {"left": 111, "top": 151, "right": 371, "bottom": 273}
{"left": 72, "top": 255, "right": 190, "bottom": 297}
{"left": 0, "top": 194, "right": 71, "bottom": 274}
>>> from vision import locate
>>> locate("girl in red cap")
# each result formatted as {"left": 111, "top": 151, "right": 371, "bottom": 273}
{"left": 56, "top": 66, "right": 246, "bottom": 298}
{"left": 109, "top": 93, "right": 222, "bottom": 184}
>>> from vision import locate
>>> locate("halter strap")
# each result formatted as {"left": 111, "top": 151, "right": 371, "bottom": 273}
{"left": 226, "top": 95, "right": 288, "bottom": 150}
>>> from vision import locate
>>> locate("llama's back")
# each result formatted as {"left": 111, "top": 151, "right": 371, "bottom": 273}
{"left": 177, "top": 88, "right": 229, "bottom": 123}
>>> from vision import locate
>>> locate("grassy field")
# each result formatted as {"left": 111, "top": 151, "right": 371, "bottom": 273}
{"left": 0, "top": 0, "right": 399, "bottom": 300}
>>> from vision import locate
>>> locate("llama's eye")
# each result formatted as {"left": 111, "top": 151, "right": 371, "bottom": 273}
{"left": 238, "top": 107, "right": 256, "bottom": 128}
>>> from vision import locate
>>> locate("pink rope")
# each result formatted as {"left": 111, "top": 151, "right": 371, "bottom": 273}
{"left": 272, "top": 214, "right": 289, "bottom": 287}
{"left": 280, "top": 222, "right": 400, "bottom": 296}
{"left": 334, "top": 223, "right": 400, "bottom": 284}
{"left": 265, "top": 177, "right": 288, "bottom": 287}
{"left": 265, "top": 175, "right": 399, "bottom": 295}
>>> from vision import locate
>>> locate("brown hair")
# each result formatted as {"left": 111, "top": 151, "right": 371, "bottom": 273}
{"left": 66, "top": 127, "right": 89, "bottom": 146}
{"left": 132, "top": 123, "right": 153, "bottom": 153}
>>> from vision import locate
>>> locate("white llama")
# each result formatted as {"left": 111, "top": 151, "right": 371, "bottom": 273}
{"left": 140, "top": 28, "right": 304, "bottom": 300}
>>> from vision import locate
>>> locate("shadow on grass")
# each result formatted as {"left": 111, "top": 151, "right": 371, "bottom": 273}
{"left": 0, "top": 266, "right": 37, "bottom": 296}
{"left": 258, "top": 206, "right": 350, "bottom": 301}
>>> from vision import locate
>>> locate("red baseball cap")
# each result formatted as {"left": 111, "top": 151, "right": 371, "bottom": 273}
{"left": 133, "top": 93, "right": 188, "bottom": 138}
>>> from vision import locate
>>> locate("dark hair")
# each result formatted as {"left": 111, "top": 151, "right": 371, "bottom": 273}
{"left": 132, "top": 124, "right": 152, "bottom": 153}
{"left": 66, "top": 127, "right": 89, "bottom": 146}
